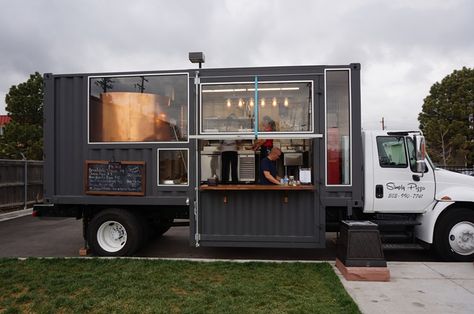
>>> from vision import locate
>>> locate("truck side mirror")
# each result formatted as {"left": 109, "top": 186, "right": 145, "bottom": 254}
{"left": 414, "top": 135, "right": 426, "bottom": 173}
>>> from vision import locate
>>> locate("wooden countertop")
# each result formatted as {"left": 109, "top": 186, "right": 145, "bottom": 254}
{"left": 200, "top": 184, "right": 314, "bottom": 191}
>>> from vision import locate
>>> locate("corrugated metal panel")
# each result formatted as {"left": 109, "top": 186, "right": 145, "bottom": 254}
{"left": 55, "top": 76, "right": 86, "bottom": 196}
{"left": 199, "top": 190, "right": 320, "bottom": 246}
{"left": 49, "top": 75, "right": 194, "bottom": 204}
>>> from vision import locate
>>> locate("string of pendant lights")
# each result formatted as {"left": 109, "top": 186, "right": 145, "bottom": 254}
{"left": 225, "top": 97, "right": 290, "bottom": 108}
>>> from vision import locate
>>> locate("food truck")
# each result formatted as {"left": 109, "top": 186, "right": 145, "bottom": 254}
{"left": 33, "top": 63, "right": 474, "bottom": 261}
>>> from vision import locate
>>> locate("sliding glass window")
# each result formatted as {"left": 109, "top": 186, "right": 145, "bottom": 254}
{"left": 201, "top": 82, "right": 313, "bottom": 134}
{"left": 89, "top": 73, "right": 188, "bottom": 143}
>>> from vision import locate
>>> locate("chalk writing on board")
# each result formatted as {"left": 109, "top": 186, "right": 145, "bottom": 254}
{"left": 85, "top": 161, "right": 145, "bottom": 195}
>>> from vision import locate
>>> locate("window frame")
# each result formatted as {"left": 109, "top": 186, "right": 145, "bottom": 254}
{"left": 376, "top": 136, "right": 409, "bottom": 168}
{"left": 324, "top": 68, "right": 352, "bottom": 186}
{"left": 199, "top": 80, "right": 314, "bottom": 135}
{"left": 406, "top": 137, "right": 430, "bottom": 173}
{"left": 87, "top": 72, "right": 190, "bottom": 144}
{"left": 157, "top": 148, "right": 190, "bottom": 187}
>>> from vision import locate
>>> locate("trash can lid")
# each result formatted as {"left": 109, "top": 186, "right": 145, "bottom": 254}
{"left": 341, "top": 220, "right": 378, "bottom": 229}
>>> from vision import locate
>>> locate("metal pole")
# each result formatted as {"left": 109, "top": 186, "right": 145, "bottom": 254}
{"left": 24, "top": 159, "right": 28, "bottom": 209}
{"left": 20, "top": 153, "right": 27, "bottom": 209}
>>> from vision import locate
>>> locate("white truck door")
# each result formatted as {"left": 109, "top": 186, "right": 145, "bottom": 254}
{"left": 372, "top": 135, "right": 435, "bottom": 213}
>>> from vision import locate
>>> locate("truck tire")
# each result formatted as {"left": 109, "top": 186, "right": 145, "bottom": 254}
{"left": 88, "top": 208, "right": 143, "bottom": 256}
{"left": 434, "top": 208, "right": 474, "bottom": 262}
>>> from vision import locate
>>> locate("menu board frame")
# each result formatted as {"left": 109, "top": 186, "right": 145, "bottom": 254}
{"left": 84, "top": 160, "right": 146, "bottom": 196}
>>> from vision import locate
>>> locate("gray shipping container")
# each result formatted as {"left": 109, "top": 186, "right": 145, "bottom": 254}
{"left": 35, "top": 63, "right": 363, "bottom": 256}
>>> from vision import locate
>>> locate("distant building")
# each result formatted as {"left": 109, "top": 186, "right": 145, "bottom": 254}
{"left": 0, "top": 115, "right": 11, "bottom": 136}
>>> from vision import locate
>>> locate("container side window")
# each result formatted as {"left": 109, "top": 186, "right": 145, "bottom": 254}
{"left": 89, "top": 74, "right": 188, "bottom": 143}
{"left": 201, "top": 83, "right": 254, "bottom": 133}
{"left": 326, "top": 70, "right": 351, "bottom": 185}
{"left": 257, "top": 82, "right": 313, "bottom": 133}
{"left": 157, "top": 149, "right": 189, "bottom": 186}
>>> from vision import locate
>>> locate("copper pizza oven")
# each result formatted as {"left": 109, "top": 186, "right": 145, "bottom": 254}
{"left": 90, "top": 92, "right": 172, "bottom": 142}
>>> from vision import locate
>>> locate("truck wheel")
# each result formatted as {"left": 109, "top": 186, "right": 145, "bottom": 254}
{"left": 88, "top": 209, "right": 143, "bottom": 256}
{"left": 434, "top": 208, "right": 474, "bottom": 262}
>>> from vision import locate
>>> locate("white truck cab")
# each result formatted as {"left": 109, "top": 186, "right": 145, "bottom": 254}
{"left": 362, "top": 130, "right": 474, "bottom": 261}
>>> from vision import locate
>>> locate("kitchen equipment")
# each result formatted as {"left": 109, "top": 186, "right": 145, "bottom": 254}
{"left": 238, "top": 150, "right": 255, "bottom": 183}
{"left": 284, "top": 153, "right": 303, "bottom": 166}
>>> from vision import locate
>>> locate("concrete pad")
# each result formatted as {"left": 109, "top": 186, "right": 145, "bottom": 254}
{"left": 335, "top": 262, "right": 474, "bottom": 314}
{"left": 425, "top": 262, "right": 474, "bottom": 279}
{"left": 388, "top": 262, "right": 445, "bottom": 279}
{"left": 453, "top": 279, "right": 474, "bottom": 295}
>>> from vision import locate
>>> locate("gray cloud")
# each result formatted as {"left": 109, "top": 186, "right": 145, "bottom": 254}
{"left": 0, "top": 0, "right": 472, "bottom": 131}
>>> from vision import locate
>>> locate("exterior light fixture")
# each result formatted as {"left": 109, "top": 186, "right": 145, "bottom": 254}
{"left": 284, "top": 97, "right": 289, "bottom": 107}
{"left": 261, "top": 98, "right": 265, "bottom": 107}
{"left": 188, "top": 52, "right": 205, "bottom": 68}
{"left": 272, "top": 97, "right": 277, "bottom": 107}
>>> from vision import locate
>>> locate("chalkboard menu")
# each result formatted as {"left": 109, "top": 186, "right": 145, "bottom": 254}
{"left": 85, "top": 160, "right": 145, "bottom": 196}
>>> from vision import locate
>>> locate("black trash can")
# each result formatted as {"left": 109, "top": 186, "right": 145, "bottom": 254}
{"left": 337, "top": 220, "right": 386, "bottom": 267}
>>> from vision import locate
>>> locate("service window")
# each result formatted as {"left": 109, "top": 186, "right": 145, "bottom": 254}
{"left": 326, "top": 70, "right": 351, "bottom": 185}
{"left": 257, "top": 82, "right": 313, "bottom": 133}
{"left": 376, "top": 136, "right": 408, "bottom": 168}
{"left": 157, "top": 149, "right": 188, "bottom": 186}
{"left": 201, "top": 82, "right": 313, "bottom": 134}
{"left": 89, "top": 73, "right": 188, "bottom": 143}
{"left": 201, "top": 83, "right": 254, "bottom": 133}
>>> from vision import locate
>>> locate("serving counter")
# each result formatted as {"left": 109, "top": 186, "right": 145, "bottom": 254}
{"left": 200, "top": 184, "right": 314, "bottom": 191}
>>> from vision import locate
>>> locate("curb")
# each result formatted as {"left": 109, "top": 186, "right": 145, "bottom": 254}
{"left": 0, "top": 208, "right": 33, "bottom": 222}
{"left": 16, "top": 256, "right": 334, "bottom": 263}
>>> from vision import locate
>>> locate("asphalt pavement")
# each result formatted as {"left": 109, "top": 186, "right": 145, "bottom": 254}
{"left": 0, "top": 213, "right": 437, "bottom": 261}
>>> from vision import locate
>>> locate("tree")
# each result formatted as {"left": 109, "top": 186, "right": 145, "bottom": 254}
{"left": 0, "top": 72, "right": 43, "bottom": 160}
{"left": 418, "top": 67, "right": 474, "bottom": 167}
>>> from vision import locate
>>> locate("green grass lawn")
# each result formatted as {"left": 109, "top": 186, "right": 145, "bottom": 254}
{"left": 0, "top": 259, "right": 359, "bottom": 314}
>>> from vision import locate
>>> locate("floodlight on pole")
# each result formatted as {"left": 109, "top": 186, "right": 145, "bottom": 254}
{"left": 188, "top": 52, "right": 205, "bottom": 68}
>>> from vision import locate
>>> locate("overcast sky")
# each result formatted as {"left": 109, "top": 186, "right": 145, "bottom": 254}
{"left": 0, "top": 0, "right": 472, "bottom": 130}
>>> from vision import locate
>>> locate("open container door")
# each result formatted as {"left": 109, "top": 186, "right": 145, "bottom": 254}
{"left": 191, "top": 66, "right": 325, "bottom": 248}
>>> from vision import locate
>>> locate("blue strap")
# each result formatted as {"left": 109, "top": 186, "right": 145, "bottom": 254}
{"left": 254, "top": 76, "right": 258, "bottom": 139}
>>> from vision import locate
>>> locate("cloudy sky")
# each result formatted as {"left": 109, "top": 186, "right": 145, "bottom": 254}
{"left": 0, "top": 0, "right": 472, "bottom": 130}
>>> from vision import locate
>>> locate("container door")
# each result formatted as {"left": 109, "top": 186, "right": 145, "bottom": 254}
{"left": 192, "top": 71, "right": 324, "bottom": 248}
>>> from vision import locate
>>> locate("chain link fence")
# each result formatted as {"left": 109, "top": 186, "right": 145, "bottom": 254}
{"left": 0, "top": 159, "right": 43, "bottom": 211}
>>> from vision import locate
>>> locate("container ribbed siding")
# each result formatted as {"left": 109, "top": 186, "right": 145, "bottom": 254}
{"left": 199, "top": 190, "right": 321, "bottom": 248}
{"left": 43, "top": 64, "right": 362, "bottom": 205}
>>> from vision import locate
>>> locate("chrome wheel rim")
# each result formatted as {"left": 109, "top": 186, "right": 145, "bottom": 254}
{"left": 448, "top": 221, "right": 474, "bottom": 256}
{"left": 97, "top": 221, "right": 127, "bottom": 252}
